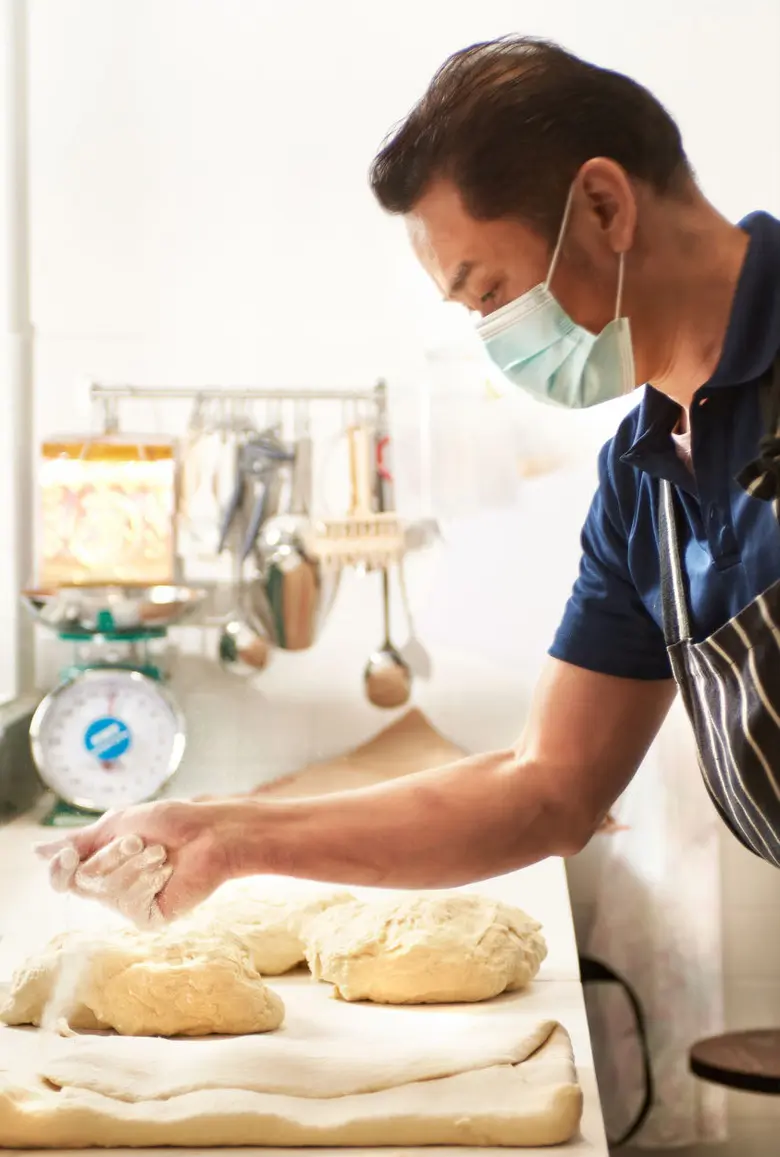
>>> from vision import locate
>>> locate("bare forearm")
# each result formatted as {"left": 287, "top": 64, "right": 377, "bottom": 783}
{"left": 219, "top": 750, "right": 585, "bottom": 889}
{"left": 41, "top": 662, "right": 670, "bottom": 917}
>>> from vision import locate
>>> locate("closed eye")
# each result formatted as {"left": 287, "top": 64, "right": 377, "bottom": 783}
{"left": 476, "top": 284, "right": 505, "bottom": 317}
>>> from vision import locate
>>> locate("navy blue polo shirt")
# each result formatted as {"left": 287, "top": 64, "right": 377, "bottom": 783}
{"left": 550, "top": 211, "right": 780, "bottom": 680}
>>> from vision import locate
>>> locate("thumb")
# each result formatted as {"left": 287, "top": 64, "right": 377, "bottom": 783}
{"left": 155, "top": 869, "right": 192, "bottom": 923}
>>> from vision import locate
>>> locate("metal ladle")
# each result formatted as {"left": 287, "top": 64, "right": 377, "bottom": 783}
{"left": 364, "top": 565, "right": 412, "bottom": 708}
{"left": 351, "top": 413, "right": 412, "bottom": 710}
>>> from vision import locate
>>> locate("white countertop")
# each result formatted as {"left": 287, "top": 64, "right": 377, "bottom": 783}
{"left": 0, "top": 808, "right": 608, "bottom": 1155}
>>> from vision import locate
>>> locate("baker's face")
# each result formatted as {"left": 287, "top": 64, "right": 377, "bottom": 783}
{"left": 405, "top": 175, "right": 629, "bottom": 336}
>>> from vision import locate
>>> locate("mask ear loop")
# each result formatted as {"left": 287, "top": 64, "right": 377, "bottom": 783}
{"left": 615, "top": 251, "right": 635, "bottom": 395}
{"left": 546, "top": 185, "right": 628, "bottom": 321}
{"left": 615, "top": 252, "right": 626, "bottom": 320}
{"left": 544, "top": 184, "right": 576, "bottom": 292}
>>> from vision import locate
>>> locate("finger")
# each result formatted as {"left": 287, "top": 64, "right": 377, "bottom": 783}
{"left": 107, "top": 846, "right": 168, "bottom": 895}
{"left": 88, "top": 863, "right": 173, "bottom": 928}
{"left": 73, "top": 835, "right": 145, "bottom": 882}
{"left": 35, "top": 839, "right": 72, "bottom": 861}
{"left": 118, "top": 865, "right": 174, "bottom": 928}
{"left": 34, "top": 817, "right": 115, "bottom": 863}
{"left": 73, "top": 844, "right": 166, "bottom": 897}
{"left": 49, "top": 847, "right": 80, "bottom": 893}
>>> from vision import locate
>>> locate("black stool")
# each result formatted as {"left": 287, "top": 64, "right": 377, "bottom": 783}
{"left": 690, "top": 1030, "right": 780, "bottom": 1095}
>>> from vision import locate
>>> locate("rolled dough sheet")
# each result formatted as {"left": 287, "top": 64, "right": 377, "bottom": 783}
{"left": 0, "top": 980, "right": 583, "bottom": 1148}
{"left": 40, "top": 1018, "right": 556, "bottom": 1103}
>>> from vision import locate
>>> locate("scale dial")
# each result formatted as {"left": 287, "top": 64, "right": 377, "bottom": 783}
{"left": 30, "top": 668, "right": 185, "bottom": 811}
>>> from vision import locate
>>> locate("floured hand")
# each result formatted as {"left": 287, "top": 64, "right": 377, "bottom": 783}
{"left": 39, "top": 835, "right": 172, "bottom": 928}
{"left": 35, "top": 800, "right": 236, "bottom": 923}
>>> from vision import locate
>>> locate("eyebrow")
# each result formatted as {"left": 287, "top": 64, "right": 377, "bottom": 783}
{"left": 446, "top": 261, "right": 475, "bottom": 299}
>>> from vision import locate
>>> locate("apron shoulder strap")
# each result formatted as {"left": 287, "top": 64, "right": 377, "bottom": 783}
{"left": 659, "top": 478, "right": 692, "bottom": 646}
{"left": 660, "top": 357, "right": 780, "bottom": 648}
{"left": 736, "top": 354, "right": 780, "bottom": 502}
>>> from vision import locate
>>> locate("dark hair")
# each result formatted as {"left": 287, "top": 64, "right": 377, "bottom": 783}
{"left": 369, "top": 37, "right": 691, "bottom": 238}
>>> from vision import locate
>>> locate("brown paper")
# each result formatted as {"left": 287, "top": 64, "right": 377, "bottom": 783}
{"left": 254, "top": 709, "right": 466, "bottom": 799}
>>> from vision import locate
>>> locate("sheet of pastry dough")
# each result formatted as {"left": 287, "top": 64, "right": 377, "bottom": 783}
{"left": 0, "top": 982, "right": 582, "bottom": 1148}
{"left": 40, "top": 1016, "right": 556, "bottom": 1101}
{"left": 0, "top": 1026, "right": 581, "bottom": 1148}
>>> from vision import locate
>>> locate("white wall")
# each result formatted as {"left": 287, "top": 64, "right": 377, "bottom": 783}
{"left": 22, "top": 4, "right": 780, "bottom": 1153}
{"left": 27, "top": 0, "right": 780, "bottom": 423}
{"left": 0, "top": 0, "right": 34, "bottom": 703}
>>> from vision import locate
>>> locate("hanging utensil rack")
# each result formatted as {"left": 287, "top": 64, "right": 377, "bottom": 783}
{"left": 88, "top": 380, "right": 433, "bottom": 573}
{"left": 91, "top": 381, "right": 386, "bottom": 436}
{"left": 85, "top": 383, "right": 437, "bottom": 689}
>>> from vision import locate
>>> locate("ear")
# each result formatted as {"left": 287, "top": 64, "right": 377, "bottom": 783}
{"left": 576, "top": 159, "right": 638, "bottom": 253}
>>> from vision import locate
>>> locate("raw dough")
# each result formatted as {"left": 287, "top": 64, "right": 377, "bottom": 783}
{"left": 0, "top": 979, "right": 583, "bottom": 1147}
{"left": 0, "top": 933, "right": 104, "bottom": 1032}
{"left": 0, "top": 1030, "right": 582, "bottom": 1149}
{"left": 0, "top": 927, "right": 284, "bottom": 1037}
{"left": 304, "top": 892, "right": 547, "bottom": 1004}
{"left": 180, "top": 879, "right": 354, "bottom": 975}
{"left": 41, "top": 1006, "right": 556, "bottom": 1101}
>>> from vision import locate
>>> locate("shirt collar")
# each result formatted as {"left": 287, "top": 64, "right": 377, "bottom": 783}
{"left": 621, "top": 211, "right": 780, "bottom": 477}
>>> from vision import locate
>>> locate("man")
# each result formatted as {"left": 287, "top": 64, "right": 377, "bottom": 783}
{"left": 40, "top": 36, "right": 780, "bottom": 917}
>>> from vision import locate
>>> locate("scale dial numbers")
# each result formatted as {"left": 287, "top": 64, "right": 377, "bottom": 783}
{"left": 30, "top": 668, "right": 185, "bottom": 811}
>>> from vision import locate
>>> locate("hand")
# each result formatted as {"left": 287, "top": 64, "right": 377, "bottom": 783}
{"left": 40, "top": 833, "right": 174, "bottom": 927}
{"left": 36, "top": 800, "right": 235, "bottom": 922}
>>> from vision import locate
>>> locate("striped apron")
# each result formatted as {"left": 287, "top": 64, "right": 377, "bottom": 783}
{"left": 659, "top": 356, "right": 780, "bottom": 866}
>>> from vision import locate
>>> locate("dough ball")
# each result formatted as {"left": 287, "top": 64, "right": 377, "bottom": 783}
{"left": 1, "top": 927, "right": 285, "bottom": 1037}
{"left": 183, "top": 880, "right": 354, "bottom": 976}
{"left": 0, "top": 932, "right": 105, "bottom": 1031}
{"left": 85, "top": 929, "right": 285, "bottom": 1036}
{"left": 303, "top": 893, "right": 547, "bottom": 1004}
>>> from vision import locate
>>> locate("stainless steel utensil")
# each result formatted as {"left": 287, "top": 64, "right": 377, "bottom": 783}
{"left": 215, "top": 427, "right": 291, "bottom": 676}
{"left": 243, "top": 427, "right": 341, "bottom": 651}
{"left": 21, "top": 585, "right": 208, "bottom": 634}
{"left": 218, "top": 617, "right": 271, "bottom": 677}
{"left": 397, "top": 555, "right": 432, "bottom": 679}
{"left": 364, "top": 566, "right": 412, "bottom": 708}
{"left": 217, "top": 427, "right": 289, "bottom": 559}
{"left": 371, "top": 403, "right": 432, "bottom": 682}
{"left": 217, "top": 539, "right": 273, "bottom": 679}
{"left": 363, "top": 418, "right": 412, "bottom": 707}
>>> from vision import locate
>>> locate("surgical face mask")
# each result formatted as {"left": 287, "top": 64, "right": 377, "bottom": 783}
{"left": 476, "top": 189, "right": 636, "bottom": 408}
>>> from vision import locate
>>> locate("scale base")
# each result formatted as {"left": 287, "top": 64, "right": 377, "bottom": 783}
{"left": 40, "top": 798, "right": 102, "bottom": 828}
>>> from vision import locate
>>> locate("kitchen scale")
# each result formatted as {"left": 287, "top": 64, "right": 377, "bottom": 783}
{"left": 21, "top": 586, "right": 207, "bottom": 827}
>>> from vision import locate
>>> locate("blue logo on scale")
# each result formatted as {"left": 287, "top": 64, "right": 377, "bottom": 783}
{"left": 84, "top": 717, "right": 132, "bottom": 762}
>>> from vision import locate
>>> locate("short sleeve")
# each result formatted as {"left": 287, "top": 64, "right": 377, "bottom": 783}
{"left": 549, "top": 441, "right": 671, "bottom": 680}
